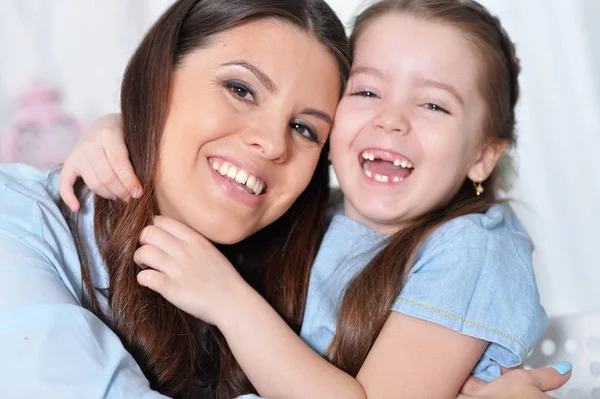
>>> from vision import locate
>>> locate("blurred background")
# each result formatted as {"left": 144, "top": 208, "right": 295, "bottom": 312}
{"left": 0, "top": 0, "right": 598, "bottom": 319}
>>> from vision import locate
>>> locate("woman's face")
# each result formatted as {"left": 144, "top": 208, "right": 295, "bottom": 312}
{"left": 156, "top": 19, "right": 341, "bottom": 244}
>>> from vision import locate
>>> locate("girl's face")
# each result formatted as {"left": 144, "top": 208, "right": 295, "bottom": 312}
{"left": 157, "top": 19, "right": 341, "bottom": 244}
{"left": 331, "top": 13, "right": 498, "bottom": 234}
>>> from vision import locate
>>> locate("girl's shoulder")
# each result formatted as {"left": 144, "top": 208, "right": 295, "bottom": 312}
{"left": 421, "top": 203, "right": 532, "bottom": 263}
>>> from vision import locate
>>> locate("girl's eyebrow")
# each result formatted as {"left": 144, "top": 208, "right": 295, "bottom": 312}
{"left": 419, "top": 78, "right": 465, "bottom": 105}
{"left": 349, "top": 66, "right": 384, "bottom": 78}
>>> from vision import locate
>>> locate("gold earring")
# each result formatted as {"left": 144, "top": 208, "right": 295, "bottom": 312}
{"left": 473, "top": 180, "right": 484, "bottom": 196}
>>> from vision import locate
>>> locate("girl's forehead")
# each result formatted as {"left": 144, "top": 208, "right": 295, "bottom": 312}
{"left": 351, "top": 14, "right": 481, "bottom": 85}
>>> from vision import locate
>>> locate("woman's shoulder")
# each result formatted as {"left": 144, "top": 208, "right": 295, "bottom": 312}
{"left": 0, "top": 163, "right": 61, "bottom": 234}
{"left": 0, "top": 163, "right": 57, "bottom": 202}
{"left": 0, "top": 163, "right": 96, "bottom": 302}
{"left": 0, "top": 163, "right": 75, "bottom": 268}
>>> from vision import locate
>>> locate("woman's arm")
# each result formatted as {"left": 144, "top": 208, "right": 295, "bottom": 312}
{"left": 0, "top": 234, "right": 168, "bottom": 398}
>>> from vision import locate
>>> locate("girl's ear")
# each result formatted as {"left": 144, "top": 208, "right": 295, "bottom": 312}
{"left": 467, "top": 139, "right": 508, "bottom": 183}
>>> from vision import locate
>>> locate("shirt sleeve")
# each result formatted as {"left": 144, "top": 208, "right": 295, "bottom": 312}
{"left": 0, "top": 226, "right": 168, "bottom": 397}
{"left": 390, "top": 213, "right": 547, "bottom": 381}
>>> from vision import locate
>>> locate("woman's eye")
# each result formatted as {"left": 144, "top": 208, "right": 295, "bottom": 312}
{"left": 291, "top": 122, "right": 318, "bottom": 143}
{"left": 422, "top": 103, "right": 449, "bottom": 114}
{"left": 226, "top": 81, "right": 255, "bottom": 102}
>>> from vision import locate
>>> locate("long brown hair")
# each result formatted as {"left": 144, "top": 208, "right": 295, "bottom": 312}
{"left": 325, "top": 0, "right": 521, "bottom": 375}
{"left": 61, "top": 1, "right": 350, "bottom": 398}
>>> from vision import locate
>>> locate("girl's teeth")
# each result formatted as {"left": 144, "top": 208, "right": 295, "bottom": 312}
{"left": 362, "top": 160, "right": 370, "bottom": 172}
{"left": 393, "top": 160, "right": 401, "bottom": 166}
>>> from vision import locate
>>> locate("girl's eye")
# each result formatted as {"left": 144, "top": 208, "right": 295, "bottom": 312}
{"left": 352, "top": 90, "right": 378, "bottom": 98}
{"left": 422, "top": 103, "right": 450, "bottom": 114}
{"left": 290, "top": 121, "right": 319, "bottom": 143}
{"left": 225, "top": 81, "right": 255, "bottom": 102}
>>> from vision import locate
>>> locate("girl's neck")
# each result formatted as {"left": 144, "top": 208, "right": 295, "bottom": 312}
{"left": 342, "top": 198, "right": 404, "bottom": 237}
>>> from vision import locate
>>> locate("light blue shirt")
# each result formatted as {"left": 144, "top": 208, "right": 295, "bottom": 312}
{"left": 0, "top": 164, "right": 168, "bottom": 398}
{"left": 300, "top": 200, "right": 548, "bottom": 382}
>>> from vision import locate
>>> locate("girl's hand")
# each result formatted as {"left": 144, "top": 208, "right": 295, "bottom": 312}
{"left": 458, "top": 364, "right": 572, "bottom": 398}
{"left": 134, "top": 215, "right": 247, "bottom": 326}
{"left": 59, "top": 113, "right": 142, "bottom": 212}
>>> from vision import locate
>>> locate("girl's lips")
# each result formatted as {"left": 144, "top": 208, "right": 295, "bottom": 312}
{"left": 358, "top": 147, "right": 415, "bottom": 185}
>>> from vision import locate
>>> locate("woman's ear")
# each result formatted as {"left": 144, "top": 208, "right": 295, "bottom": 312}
{"left": 467, "top": 139, "right": 509, "bottom": 183}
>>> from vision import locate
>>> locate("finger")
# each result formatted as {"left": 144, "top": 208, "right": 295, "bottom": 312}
{"left": 500, "top": 365, "right": 523, "bottom": 374}
{"left": 137, "top": 269, "right": 172, "bottom": 297}
{"left": 81, "top": 164, "right": 118, "bottom": 200}
{"left": 134, "top": 244, "right": 170, "bottom": 273}
{"left": 152, "top": 215, "right": 202, "bottom": 242}
{"left": 529, "top": 363, "right": 572, "bottom": 392}
{"left": 459, "top": 376, "right": 487, "bottom": 395}
{"left": 103, "top": 139, "right": 142, "bottom": 199}
{"left": 139, "top": 225, "right": 181, "bottom": 254}
{"left": 59, "top": 161, "right": 82, "bottom": 212}
{"left": 88, "top": 147, "right": 131, "bottom": 200}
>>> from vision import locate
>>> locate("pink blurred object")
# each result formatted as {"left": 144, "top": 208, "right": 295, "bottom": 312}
{"left": 1, "top": 79, "right": 83, "bottom": 170}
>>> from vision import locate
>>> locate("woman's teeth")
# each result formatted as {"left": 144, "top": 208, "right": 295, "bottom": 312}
{"left": 210, "top": 159, "right": 265, "bottom": 195}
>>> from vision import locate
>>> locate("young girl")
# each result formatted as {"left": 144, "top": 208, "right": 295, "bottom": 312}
{"left": 60, "top": 0, "right": 568, "bottom": 398}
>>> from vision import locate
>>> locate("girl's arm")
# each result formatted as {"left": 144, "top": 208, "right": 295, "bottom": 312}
{"left": 59, "top": 113, "right": 142, "bottom": 212}
{"left": 132, "top": 219, "right": 489, "bottom": 399}
{"left": 217, "top": 286, "right": 486, "bottom": 399}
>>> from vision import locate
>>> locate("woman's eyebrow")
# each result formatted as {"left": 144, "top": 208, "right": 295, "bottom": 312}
{"left": 221, "top": 60, "right": 278, "bottom": 93}
{"left": 302, "top": 108, "right": 333, "bottom": 126}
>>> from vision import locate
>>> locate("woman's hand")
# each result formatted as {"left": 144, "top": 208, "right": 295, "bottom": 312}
{"left": 134, "top": 215, "right": 247, "bottom": 326}
{"left": 59, "top": 113, "right": 142, "bottom": 212}
{"left": 458, "top": 363, "right": 572, "bottom": 398}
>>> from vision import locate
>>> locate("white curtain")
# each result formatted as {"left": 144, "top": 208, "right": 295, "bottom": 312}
{"left": 0, "top": 0, "right": 597, "bottom": 316}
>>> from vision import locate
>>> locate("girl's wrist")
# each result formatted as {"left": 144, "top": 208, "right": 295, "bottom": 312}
{"left": 212, "top": 276, "right": 258, "bottom": 330}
